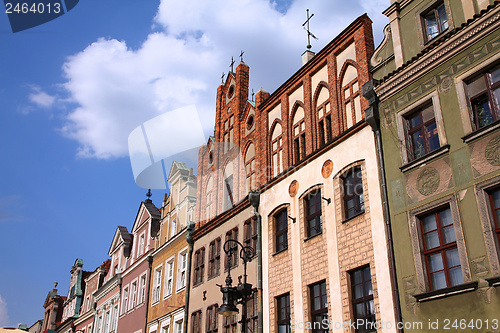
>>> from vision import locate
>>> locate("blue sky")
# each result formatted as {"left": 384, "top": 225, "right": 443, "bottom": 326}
{"left": 0, "top": 0, "right": 388, "bottom": 328}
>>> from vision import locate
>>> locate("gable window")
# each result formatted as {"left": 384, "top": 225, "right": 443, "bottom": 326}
{"left": 276, "top": 293, "right": 290, "bottom": 333}
{"left": 422, "top": 2, "right": 449, "bottom": 42}
{"left": 292, "top": 106, "right": 306, "bottom": 164}
{"left": 342, "top": 167, "right": 364, "bottom": 220}
{"left": 350, "top": 266, "right": 375, "bottom": 333}
{"left": 138, "top": 233, "right": 145, "bottom": 257}
{"left": 404, "top": 103, "right": 440, "bottom": 161}
{"left": 245, "top": 143, "right": 256, "bottom": 190}
{"left": 164, "top": 258, "right": 174, "bottom": 298}
{"left": 316, "top": 86, "right": 332, "bottom": 147}
{"left": 223, "top": 163, "right": 234, "bottom": 211}
{"left": 244, "top": 218, "right": 257, "bottom": 251}
{"left": 305, "top": 189, "right": 322, "bottom": 238}
{"left": 205, "top": 177, "right": 214, "bottom": 221}
{"left": 342, "top": 65, "right": 361, "bottom": 129}
{"left": 171, "top": 219, "right": 177, "bottom": 238}
{"left": 191, "top": 310, "right": 202, "bottom": 333}
{"left": 177, "top": 250, "right": 187, "bottom": 290}
{"left": 208, "top": 238, "right": 221, "bottom": 279}
{"left": 193, "top": 248, "right": 205, "bottom": 286}
{"left": 271, "top": 123, "right": 284, "bottom": 177}
{"left": 419, "top": 206, "right": 464, "bottom": 290}
{"left": 465, "top": 66, "right": 500, "bottom": 130}
{"left": 206, "top": 304, "right": 218, "bottom": 333}
{"left": 152, "top": 266, "right": 162, "bottom": 304}
{"left": 121, "top": 287, "right": 129, "bottom": 314}
{"left": 223, "top": 116, "right": 234, "bottom": 154}
{"left": 274, "top": 208, "right": 288, "bottom": 252}
{"left": 225, "top": 228, "right": 239, "bottom": 270}
{"left": 309, "top": 281, "right": 328, "bottom": 333}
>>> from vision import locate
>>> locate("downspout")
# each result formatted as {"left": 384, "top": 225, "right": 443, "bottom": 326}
{"left": 183, "top": 223, "right": 195, "bottom": 333}
{"left": 248, "top": 191, "right": 262, "bottom": 333}
{"left": 362, "top": 80, "right": 403, "bottom": 332}
{"left": 144, "top": 256, "right": 153, "bottom": 333}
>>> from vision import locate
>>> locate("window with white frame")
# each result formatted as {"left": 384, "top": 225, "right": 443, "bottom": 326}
{"left": 139, "top": 273, "right": 147, "bottom": 304}
{"left": 121, "top": 287, "right": 129, "bottom": 314}
{"left": 129, "top": 280, "right": 137, "bottom": 309}
{"left": 138, "top": 233, "right": 145, "bottom": 257}
{"left": 171, "top": 219, "right": 177, "bottom": 238}
{"left": 96, "top": 315, "right": 103, "bottom": 333}
{"left": 174, "top": 319, "right": 183, "bottom": 333}
{"left": 110, "top": 305, "right": 118, "bottom": 332}
{"left": 161, "top": 322, "right": 170, "bottom": 333}
{"left": 103, "top": 310, "right": 110, "bottom": 333}
{"left": 164, "top": 257, "right": 174, "bottom": 298}
{"left": 177, "top": 249, "right": 187, "bottom": 290}
{"left": 152, "top": 265, "right": 162, "bottom": 304}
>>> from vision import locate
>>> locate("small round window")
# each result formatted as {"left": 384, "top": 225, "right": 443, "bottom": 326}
{"left": 246, "top": 114, "right": 254, "bottom": 130}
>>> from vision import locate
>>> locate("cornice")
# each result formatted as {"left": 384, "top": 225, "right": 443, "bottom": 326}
{"left": 376, "top": 5, "right": 500, "bottom": 99}
{"left": 93, "top": 274, "right": 121, "bottom": 301}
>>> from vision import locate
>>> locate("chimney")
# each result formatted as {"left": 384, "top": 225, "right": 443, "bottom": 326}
{"left": 302, "top": 50, "right": 315, "bottom": 65}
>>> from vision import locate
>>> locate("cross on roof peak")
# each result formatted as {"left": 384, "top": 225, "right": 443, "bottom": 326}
{"left": 302, "top": 9, "right": 318, "bottom": 50}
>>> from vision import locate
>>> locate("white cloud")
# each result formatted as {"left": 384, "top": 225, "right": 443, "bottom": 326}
{"left": 26, "top": 85, "right": 57, "bottom": 110}
{"left": 0, "top": 295, "right": 9, "bottom": 327}
{"left": 60, "top": 0, "right": 388, "bottom": 159}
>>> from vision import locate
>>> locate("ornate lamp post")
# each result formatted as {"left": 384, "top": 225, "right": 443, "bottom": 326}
{"left": 217, "top": 238, "right": 256, "bottom": 332}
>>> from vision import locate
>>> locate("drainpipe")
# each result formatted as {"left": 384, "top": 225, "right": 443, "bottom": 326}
{"left": 362, "top": 80, "right": 403, "bottom": 332}
{"left": 144, "top": 256, "right": 153, "bottom": 333}
{"left": 183, "top": 222, "right": 195, "bottom": 333}
{"left": 248, "top": 191, "right": 262, "bottom": 333}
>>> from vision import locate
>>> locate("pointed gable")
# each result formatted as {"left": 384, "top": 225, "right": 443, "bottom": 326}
{"left": 108, "top": 226, "right": 131, "bottom": 256}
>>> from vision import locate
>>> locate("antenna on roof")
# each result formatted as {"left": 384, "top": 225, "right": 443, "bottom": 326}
{"left": 146, "top": 189, "right": 152, "bottom": 200}
{"left": 303, "top": 9, "right": 318, "bottom": 50}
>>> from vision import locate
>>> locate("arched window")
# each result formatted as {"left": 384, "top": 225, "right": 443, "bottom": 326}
{"left": 342, "top": 65, "right": 361, "bottom": 129}
{"left": 244, "top": 143, "right": 256, "bottom": 190}
{"left": 205, "top": 177, "right": 214, "bottom": 220}
{"left": 315, "top": 85, "right": 332, "bottom": 147}
{"left": 292, "top": 105, "right": 306, "bottom": 164}
{"left": 270, "top": 123, "right": 283, "bottom": 177}
{"left": 223, "top": 162, "right": 234, "bottom": 211}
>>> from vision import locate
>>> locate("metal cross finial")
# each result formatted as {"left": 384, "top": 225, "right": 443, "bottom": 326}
{"left": 221, "top": 72, "right": 225, "bottom": 83}
{"left": 230, "top": 56, "right": 235, "bottom": 72}
{"left": 251, "top": 89, "right": 255, "bottom": 102}
{"left": 302, "top": 8, "right": 318, "bottom": 50}
{"left": 146, "top": 189, "right": 152, "bottom": 199}
{"left": 239, "top": 50, "right": 244, "bottom": 62}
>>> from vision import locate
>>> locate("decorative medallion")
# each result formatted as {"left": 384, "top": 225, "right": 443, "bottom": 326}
{"left": 416, "top": 167, "right": 440, "bottom": 196}
{"left": 289, "top": 180, "right": 299, "bottom": 197}
{"left": 485, "top": 136, "right": 500, "bottom": 166}
{"left": 321, "top": 159, "right": 334, "bottom": 178}
{"left": 439, "top": 76, "right": 453, "bottom": 93}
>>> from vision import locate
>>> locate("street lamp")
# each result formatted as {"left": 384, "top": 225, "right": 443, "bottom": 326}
{"left": 217, "top": 239, "right": 256, "bottom": 332}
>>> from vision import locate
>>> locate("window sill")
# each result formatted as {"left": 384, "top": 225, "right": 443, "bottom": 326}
{"left": 304, "top": 232, "right": 322, "bottom": 242}
{"left": 175, "top": 286, "right": 186, "bottom": 294}
{"left": 400, "top": 145, "right": 450, "bottom": 173}
{"left": 342, "top": 211, "right": 365, "bottom": 224}
{"left": 413, "top": 281, "right": 478, "bottom": 302}
{"left": 272, "top": 247, "right": 288, "bottom": 256}
{"left": 486, "top": 276, "right": 500, "bottom": 287}
{"left": 163, "top": 294, "right": 172, "bottom": 301}
{"left": 462, "top": 120, "right": 500, "bottom": 143}
{"left": 192, "top": 281, "right": 203, "bottom": 288}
